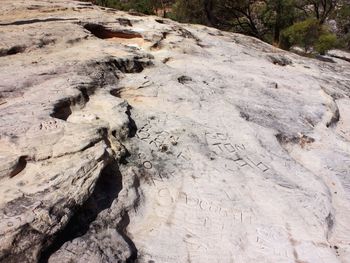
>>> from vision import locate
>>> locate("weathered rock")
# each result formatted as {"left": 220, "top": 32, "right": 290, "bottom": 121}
{"left": 0, "top": 1, "right": 350, "bottom": 263}
{"left": 328, "top": 49, "right": 350, "bottom": 63}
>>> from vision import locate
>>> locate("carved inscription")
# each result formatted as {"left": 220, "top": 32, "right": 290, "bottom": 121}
{"left": 39, "top": 119, "right": 60, "bottom": 130}
{"left": 176, "top": 146, "right": 191, "bottom": 162}
{"left": 136, "top": 122, "right": 179, "bottom": 150}
{"left": 157, "top": 189, "right": 256, "bottom": 224}
{"left": 135, "top": 120, "right": 191, "bottom": 184}
{"left": 137, "top": 152, "right": 176, "bottom": 185}
{"left": 256, "top": 226, "right": 294, "bottom": 260}
{"left": 339, "top": 128, "right": 350, "bottom": 137}
{"left": 206, "top": 131, "right": 269, "bottom": 173}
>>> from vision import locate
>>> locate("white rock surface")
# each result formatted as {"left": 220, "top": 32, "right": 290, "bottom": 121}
{"left": 0, "top": 1, "right": 350, "bottom": 262}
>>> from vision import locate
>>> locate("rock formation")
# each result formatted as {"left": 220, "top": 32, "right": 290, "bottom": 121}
{"left": 1, "top": 0, "right": 350, "bottom": 262}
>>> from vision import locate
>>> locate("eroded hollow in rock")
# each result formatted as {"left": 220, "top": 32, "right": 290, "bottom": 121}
{"left": 50, "top": 91, "right": 90, "bottom": 121}
{"left": 39, "top": 162, "right": 123, "bottom": 263}
{"left": 326, "top": 106, "right": 340, "bottom": 128}
{"left": 0, "top": 45, "right": 26, "bottom": 57}
{"left": 126, "top": 105, "right": 137, "bottom": 138}
{"left": 110, "top": 57, "right": 148, "bottom": 73}
{"left": 9, "top": 156, "right": 27, "bottom": 177}
{"left": 178, "top": 75, "right": 192, "bottom": 84}
{"left": 110, "top": 88, "right": 122, "bottom": 97}
{"left": 155, "top": 19, "right": 165, "bottom": 24}
{"left": 267, "top": 55, "right": 292, "bottom": 66}
{"left": 50, "top": 99, "right": 72, "bottom": 120}
{"left": 83, "top": 23, "right": 142, "bottom": 40}
{"left": 116, "top": 18, "right": 132, "bottom": 27}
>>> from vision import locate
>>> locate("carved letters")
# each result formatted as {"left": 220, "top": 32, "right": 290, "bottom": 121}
{"left": 206, "top": 131, "right": 270, "bottom": 173}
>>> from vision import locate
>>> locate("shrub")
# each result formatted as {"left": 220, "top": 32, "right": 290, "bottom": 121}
{"left": 169, "top": 0, "right": 207, "bottom": 24}
{"left": 88, "top": 0, "right": 155, "bottom": 14}
{"left": 280, "top": 18, "right": 337, "bottom": 54}
{"left": 315, "top": 33, "right": 337, "bottom": 54}
{"left": 336, "top": 3, "right": 350, "bottom": 50}
{"left": 340, "top": 33, "right": 350, "bottom": 50}
{"left": 280, "top": 19, "right": 319, "bottom": 52}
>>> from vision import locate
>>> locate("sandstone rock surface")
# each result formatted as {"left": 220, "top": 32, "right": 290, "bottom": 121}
{"left": 1, "top": 1, "right": 350, "bottom": 262}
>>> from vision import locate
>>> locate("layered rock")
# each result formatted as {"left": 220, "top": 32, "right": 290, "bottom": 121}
{"left": 0, "top": 1, "right": 350, "bottom": 262}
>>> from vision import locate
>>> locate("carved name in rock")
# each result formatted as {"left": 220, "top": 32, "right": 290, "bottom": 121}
{"left": 206, "top": 131, "right": 270, "bottom": 173}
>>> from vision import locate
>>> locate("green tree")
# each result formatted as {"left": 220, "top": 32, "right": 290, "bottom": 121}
{"left": 170, "top": 0, "right": 207, "bottom": 24}
{"left": 171, "top": 0, "right": 297, "bottom": 42}
{"left": 281, "top": 18, "right": 337, "bottom": 53}
{"left": 262, "top": 0, "right": 297, "bottom": 43}
{"left": 315, "top": 33, "right": 337, "bottom": 54}
{"left": 334, "top": 0, "right": 350, "bottom": 49}
{"left": 295, "top": 0, "right": 339, "bottom": 24}
{"left": 88, "top": 0, "right": 166, "bottom": 14}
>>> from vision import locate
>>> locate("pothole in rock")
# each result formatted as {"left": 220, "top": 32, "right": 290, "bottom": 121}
{"left": 116, "top": 18, "right": 133, "bottom": 27}
{"left": 84, "top": 23, "right": 142, "bottom": 39}
{"left": 83, "top": 23, "right": 145, "bottom": 46}
{"left": 9, "top": 156, "right": 27, "bottom": 178}
{"left": 39, "top": 162, "right": 123, "bottom": 263}
{"left": 50, "top": 89, "right": 90, "bottom": 121}
{"left": 267, "top": 54, "right": 292, "bottom": 66}
{"left": 50, "top": 99, "right": 73, "bottom": 121}
{"left": 0, "top": 45, "right": 26, "bottom": 57}
{"left": 109, "top": 57, "right": 151, "bottom": 73}
{"left": 178, "top": 75, "right": 192, "bottom": 84}
{"left": 110, "top": 88, "right": 122, "bottom": 98}
{"left": 155, "top": 19, "right": 165, "bottom": 24}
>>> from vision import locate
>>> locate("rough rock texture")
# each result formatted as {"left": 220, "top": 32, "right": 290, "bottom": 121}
{"left": 1, "top": 1, "right": 350, "bottom": 262}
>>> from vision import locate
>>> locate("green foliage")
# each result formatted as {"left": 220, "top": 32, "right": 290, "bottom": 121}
{"left": 315, "top": 33, "right": 337, "bottom": 54}
{"left": 90, "top": 0, "right": 119, "bottom": 8}
{"left": 339, "top": 33, "right": 350, "bottom": 50}
{"left": 261, "top": 0, "right": 297, "bottom": 43}
{"left": 335, "top": 1, "right": 350, "bottom": 49}
{"left": 281, "top": 18, "right": 337, "bottom": 54}
{"left": 294, "top": 0, "right": 338, "bottom": 23}
{"left": 281, "top": 19, "right": 319, "bottom": 51}
{"left": 169, "top": 0, "right": 207, "bottom": 24}
{"left": 128, "top": 0, "right": 155, "bottom": 14}
{"left": 90, "top": 0, "right": 156, "bottom": 14}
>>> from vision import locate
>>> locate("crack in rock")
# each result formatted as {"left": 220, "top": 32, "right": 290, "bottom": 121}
{"left": 38, "top": 161, "right": 123, "bottom": 263}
